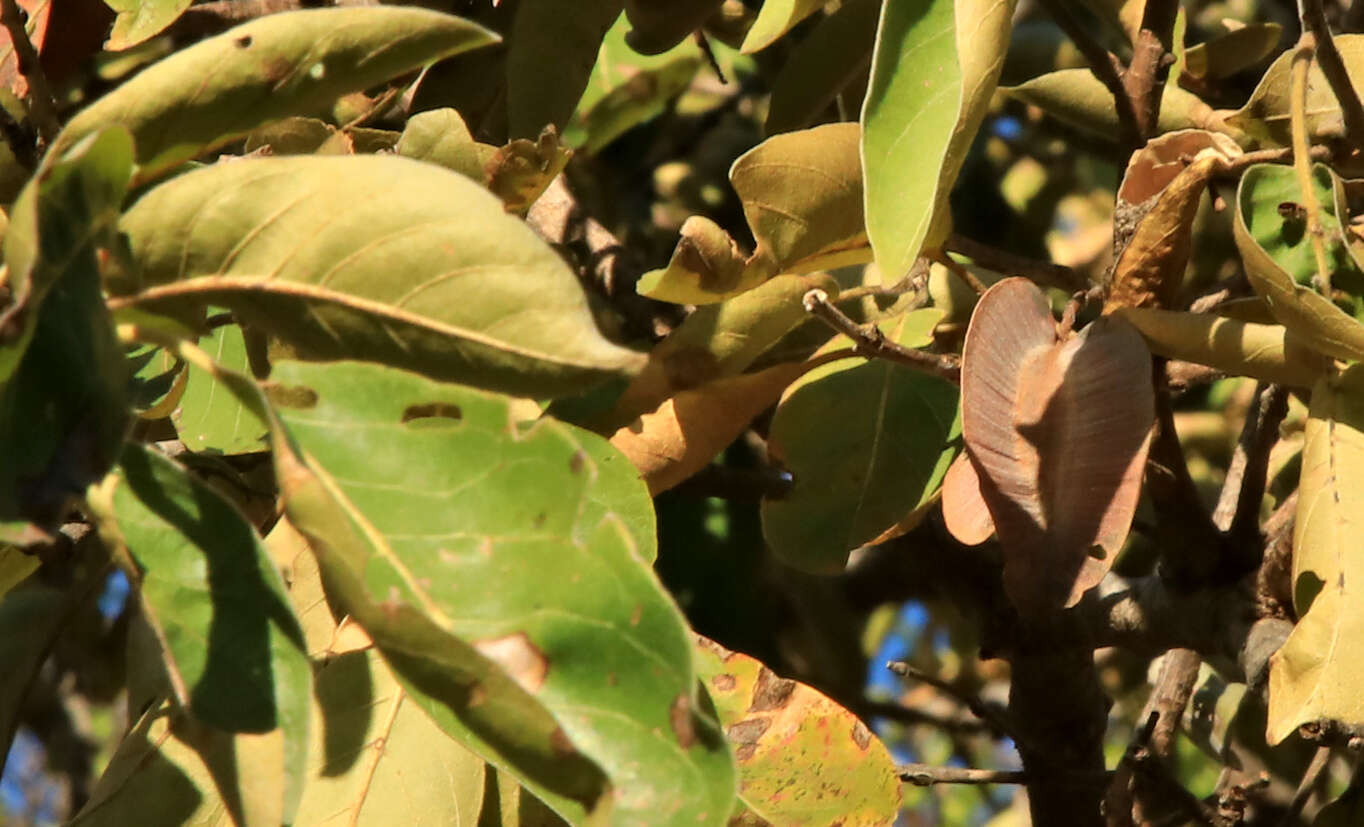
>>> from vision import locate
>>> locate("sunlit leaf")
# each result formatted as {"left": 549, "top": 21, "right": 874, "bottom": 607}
{"left": 1115, "top": 308, "right": 1328, "bottom": 389}
{"left": 56, "top": 8, "right": 497, "bottom": 183}
{"left": 607, "top": 272, "right": 839, "bottom": 429}
{"left": 740, "top": 0, "right": 826, "bottom": 53}
{"left": 104, "top": 0, "right": 193, "bottom": 50}
{"left": 960, "top": 278, "right": 1154, "bottom": 614}
{"left": 1182, "top": 23, "right": 1282, "bottom": 82}
{"left": 173, "top": 323, "right": 269, "bottom": 455}
{"left": 639, "top": 122, "right": 868, "bottom": 304}
{"left": 396, "top": 108, "right": 496, "bottom": 182}
{"left": 611, "top": 359, "right": 831, "bottom": 495}
{"left": 861, "top": 0, "right": 1015, "bottom": 280}
{"left": 115, "top": 154, "right": 644, "bottom": 397}
{"left": 694, "top": 636, "right": 901, "bottom": 825}
{"left": 87, "top": 443, "right": 311, "bottom": 818}
{"left": 1234, "top": 163, "right": 1364, "bottom": 363}
{"left": 1003, "top": 69, "right": 1233, "bottom": 142}
{"left": 762, "top": 310, "right": 958, "bottom": 573}
{"left": 1227, "top": 34, "right": 1364, "bottom": 148}
{"left": 0, "top": 545, "right": 37, "bottom": 599}
{"left": 1267, "top": 365, "right": 1364, "bottom": 744}
{"left": 266, "top": 359, "right": 736, "bottom": 824}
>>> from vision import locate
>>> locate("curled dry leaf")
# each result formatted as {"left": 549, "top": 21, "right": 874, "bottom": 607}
{"left": 638, "top": 122, "right": 868, "bottom": 305}
{"left": 1105, "top": 130, "right": 1241, "bottom": 312}
{"left": 960, "top": 278, "right": 1154, "bottom": 614}
{"left": 693, "top": 635, "right": 902, "bottom": 826}
{"left": 1115, "top": 307, "right": 1329, "bottom": 389}
{"left": 1267, "top": 366, "right": 1364, "bottom": 744}
{"left": 484, "top": 126, "right": 573, "bottom": 214}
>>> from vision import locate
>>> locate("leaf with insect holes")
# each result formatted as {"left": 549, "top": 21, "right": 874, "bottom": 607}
{"left": 262, "top": 359, "right": 736, "bottom": 824}
{"left": 959, "top": 278, "right": 1154, "bottom": 614}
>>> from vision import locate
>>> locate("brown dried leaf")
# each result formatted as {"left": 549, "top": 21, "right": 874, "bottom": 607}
{"left": 485, "top": 126, "right": 573, "bottom": 214}
{"left": 610, "top": 358, "right": 840, "bottom": 495}
{"left": 962, "top": 278, "right": 1154, "bottom": 613}
{"left": 1105, "top": 130, "right": 1240, "bottom": 312}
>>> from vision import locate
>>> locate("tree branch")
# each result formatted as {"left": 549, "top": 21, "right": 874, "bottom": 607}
{"left": 802, "top": 288, "right": 961, "bottom": 383}
{"left": 1035, "top": 0, "right": 1142, "bottom": 149}
{"left": 1123, "top": 0, "right": 1180, "bottom": 142}
{"left": 1299, "top": 0, "right": 1364, "bottom": 152}
{"left": 945, "top": 233, "right": 1089, "bottom": 292}
{"left": 0, "top": 0, "right": 60, "bottom": 145}
{"left": 899, "top": 764, "right": 1028, "bottom": 786}
{"left": 886, "top": 660, "right": 1016, "bottom": 742}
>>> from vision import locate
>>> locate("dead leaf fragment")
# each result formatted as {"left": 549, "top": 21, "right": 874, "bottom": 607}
{"left": 485, "top": 126, "right": 573, "bottom": 214}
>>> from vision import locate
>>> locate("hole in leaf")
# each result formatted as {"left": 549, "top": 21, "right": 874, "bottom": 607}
{"left": 264, "top": 383, "right": 317, "bottom": 409}
{"left": 235, "top": 35, "right": 252, "bottom": 48}
{"left": 402, "top": 402, "right": 462, "bottom": 424}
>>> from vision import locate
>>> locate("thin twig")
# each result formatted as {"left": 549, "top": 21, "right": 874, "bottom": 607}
{"left": 886, "top": 661, "right": 1015, "bottom": 741}
{"left": 1218, "top": 384, "right": 1289, "bottom": 564}
{"left": 0, "top": 0, "right": 60, "bottom": 144}
{"left": 1035, "top": 0, "right": 1142, "bottom": 149}
{"left": 932, "top": 250, "right": 988, "bottom": 295}
{"left": 898, "top": 764, "right": 1028, "bottom": 786}
{"left": 1300, "top": 0, "right": 1364, "bottom": 152}
{"left": 1290, "top": 34, "right": 1334, "bottom": 294}
{"left": 857, "top": 700, "right": 993, "bottom": 735}
{"left": 1124, "top": 0, "right": 1180, "bottom": 142}
{"left": 1280, "top": 744, "right": 1333, "bottom": 826}
{"left": 803, "top": 289, "right": 961, "bottom": 383}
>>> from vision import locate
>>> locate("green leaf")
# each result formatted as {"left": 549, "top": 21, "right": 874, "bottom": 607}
{"left": 765, "top": 0, "right": 880, "bottom": 135}
{"left": 639, "top": 122, "right": 868, "bottom": 304}
{"left": 1267, "top": 365, "right": 1364, "bottom": 744}
{"left": 266, "top": 359, "right": 735, "bottom": 825}
{"left": 740, "top": 0, "right": 826, "bottom": 53}
{"left": 1115, "top": 307, "right": 1329, "bottom": 389}
{"left": 115, "top": 154, "right": 644, "bottom": 397}
{"left": 761, "top": 310, "right": 958, "bottom": 573}
{"left": 566, "top": 13, "right": 703, "bottom": 154}
{"left": 173, "top": 323, "right": 269, "bottom": 454}
{"left": 87, "top": 442, "right": 311, "bottom": 818}
{"left": 1227, "top": 34, "right": 1364, "bottom": 148}
{"left": 397, "top": 108, "right": 496, "bottom": 182}
{"left": 0, "top": 129, "right": 133, "bottom": 528}
{"left": 507, "top": 0, "right": 624, "bottom": 139}
{"left": 693, "top": 636, "right": 901, "bottom": 825}
{"left": 104, "top": 0, "right": 193, "bottom": 50}
{"left": 1234, "top": 163, "right": 1364, "bottom": 363}
{"left": 56, "top": 7, "right": 497, "bottom": 183}
{"left": 861, "top": 0, "right": 1016, "bottom": 280}
{"left": 607, "top": 272, "right": 840, "bottom": 429}
{"left": 1003, "top": 69, "right": 1232, "bottom": 142}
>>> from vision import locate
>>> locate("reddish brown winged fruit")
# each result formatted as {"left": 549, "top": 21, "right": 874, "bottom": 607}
{"left": 945, "top": 278, "right": 1154, "bottom": 614}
